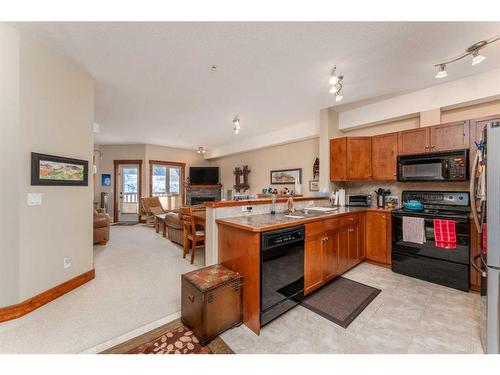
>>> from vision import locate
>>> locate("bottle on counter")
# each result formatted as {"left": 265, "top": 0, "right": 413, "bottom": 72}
{"left": 270, "top": 194, "right": 276, "bottom": 215}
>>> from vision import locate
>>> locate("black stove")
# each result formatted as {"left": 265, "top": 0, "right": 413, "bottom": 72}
{"left": 391, "top": 191, "right": 471, "bottom": 291}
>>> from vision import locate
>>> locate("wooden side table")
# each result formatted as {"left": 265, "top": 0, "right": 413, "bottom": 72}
{"left": 154, "top": 213, "right": 168, "bottom": 237}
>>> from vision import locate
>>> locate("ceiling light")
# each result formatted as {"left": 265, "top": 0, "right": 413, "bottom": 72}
{"left": 329, "top": 85, "right": 339, "bottom": 94}
{"left": 435, "top": 64, "right": 447, "bottom": 79}
{"left": 197, "top": 146, "right": 206, "bottom": 155}
{"left": 233, "top": 116, "right": 241, "bottom": 134}
{"left": 329, "top": 67, "right": 339, "bottom": 85}
{"left": 471, "top": 50, "right": 486, "bottom": 66}
{"left": 335, "top": 93, "right": 343, "bottom": 102}
{"left": 433, "top": 36, "right": 499, "bottom": 78}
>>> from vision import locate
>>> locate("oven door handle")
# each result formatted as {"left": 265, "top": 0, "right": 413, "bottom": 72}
{"left": 471, "top": 254, "right": 487, "bottom": 277}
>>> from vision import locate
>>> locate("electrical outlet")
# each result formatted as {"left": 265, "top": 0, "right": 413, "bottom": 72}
{"left": 63, "top": 258, "right": 72, "bottom": 269}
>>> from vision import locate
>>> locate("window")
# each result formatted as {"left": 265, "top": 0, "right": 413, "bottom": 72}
{"left": 149, "top": 161, "right": 185, "bottom": 209}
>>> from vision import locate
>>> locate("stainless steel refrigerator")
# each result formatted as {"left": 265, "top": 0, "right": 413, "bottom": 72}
{"left": 471, "top": 120, "right": 500, "bottom": 354}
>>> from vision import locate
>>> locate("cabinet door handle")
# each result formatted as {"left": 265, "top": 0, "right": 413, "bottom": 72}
{"left": 431, "top": 145, "right": 435, "bottom": 149}
{"left": 425, "top": 145, "right": 429, "bottom": 149}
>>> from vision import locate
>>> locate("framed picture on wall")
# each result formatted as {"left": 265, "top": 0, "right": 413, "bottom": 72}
{"left": 309, "top": 180, "right": 319, "bottom": 192}
{"left": 31, "top": 152, "right": 89, "bottom": 186}
{"left": 270, "top": 168, "right": 302, "bottom": 184}
{"left": 101, "top": 173, "right": 111, "bottom": 187}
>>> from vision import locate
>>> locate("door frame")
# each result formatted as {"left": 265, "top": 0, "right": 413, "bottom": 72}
{"left": 113, "top": 160, "right": 143, "bottom": 223}
{"left": 148, "top": 160, "right": 186, "bottom": 206}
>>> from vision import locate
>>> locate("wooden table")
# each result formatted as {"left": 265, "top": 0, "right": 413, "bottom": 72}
{"left": 154, "top": 213, "right": 168, "bottom": 237}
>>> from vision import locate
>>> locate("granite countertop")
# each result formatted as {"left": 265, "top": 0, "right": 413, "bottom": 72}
{"left": 216, "top": 206, "right": 392, "bottom": 232}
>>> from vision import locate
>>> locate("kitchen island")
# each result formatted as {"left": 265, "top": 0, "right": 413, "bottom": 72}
{"left": 216, "top": 207, "right": 392, "bottom": 334}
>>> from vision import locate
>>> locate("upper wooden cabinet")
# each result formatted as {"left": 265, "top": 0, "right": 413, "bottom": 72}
{"left": 330, "top": 137, "right": 347, "bottom": 181}
{"left": 372, "top": 133, "right": 398, "bottom": 180}
{"left": 430, "top": 121, "right": 469, "bottom": 151}
{"left": 365, "top": 211, "right": 391, "bottom": 265}
{"left": 398, "top": 128, "right": 429, "bottom": 155}
{"left": 347, "top": 137, "right": 372, "bottom": 180}
{"left": 398, "top": 121, "right": 469, "bottom": 156}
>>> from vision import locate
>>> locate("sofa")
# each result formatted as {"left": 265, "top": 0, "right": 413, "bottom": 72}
{"left": 94, "top": 208, "right": 111, "bottom": 245}
{"left": 164, "top": 210, "right": 184, "bottom": 246}
{"left": 164, "top": 205, "right": 206, "bottom": 246}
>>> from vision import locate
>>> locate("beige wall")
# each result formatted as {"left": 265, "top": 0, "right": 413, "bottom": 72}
{"left": 441, "top": 100, "right": 500, "bottom": 123}
{"left": 95, "top": 143, "right": 208, "bottom": 218}
{"left": 17, "top": 31, "right": 95, "bottom": 301}
{"left": 0, "top": 26, "right": 95, "bottom": 305}
{"left": 0, "top": 25, "right": 20, "bottom": 306}
{"left": 210, "top": 138, "right": 319, "bottom": 196}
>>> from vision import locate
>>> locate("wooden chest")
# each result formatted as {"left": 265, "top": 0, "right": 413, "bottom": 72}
{"left": 181, "top": 264, "right": 243, "bottom": 346}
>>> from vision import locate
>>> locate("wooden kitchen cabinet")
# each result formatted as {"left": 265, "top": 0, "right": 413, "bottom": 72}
{"left": 339, "top": 213, "right": 363, "bottom": 272}
{"left": 305, "top": 219, "right": 341, "bottom": 294}
{"left": 304, "top": 234, "right": 325, "bottom": 295}
{"left": 324, "top": 228, "right": 340, "bottom": 283}
{"left": 372, "top": 133, "right": 398, "bottom": 180}
{"left": 330, "top": 137, "right": 347, "bottom": 181}
{"left": 399, "top": 122, "right": 469, "bottom": 156}
{"left": 365, "top": 211, "right": 391, "bottom": 265}
{"left": 347, "top": 137, "right": 372, "bottom": 180}
{"left": 398, "top": 128, "right": 429, "bottom": 155}
{"left": 430, "top": 121, "right": 469, "bottom": 151}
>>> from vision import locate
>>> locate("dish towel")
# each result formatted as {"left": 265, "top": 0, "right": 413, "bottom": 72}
{"left": 433, "top": 219, "right": 457, "bottom": 249}
{"left": 402, "top": 216, "right": 426, "bottom": 244}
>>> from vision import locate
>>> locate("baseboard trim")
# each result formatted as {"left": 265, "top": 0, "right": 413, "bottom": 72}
{"left": 0, "top": 269, "right": 95, "bottom": 323}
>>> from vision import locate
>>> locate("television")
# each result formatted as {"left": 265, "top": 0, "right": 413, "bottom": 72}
{"left": 189, "top": 167, "right": 219, "bottom": 185}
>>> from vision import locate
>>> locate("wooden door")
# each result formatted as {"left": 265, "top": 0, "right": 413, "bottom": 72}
{"left": 304, "top": 235, "right": 325, "bottom": 295}
{"left": 347, "top": 137, "right": 372, "bottom": 180}
{"left": 346, "top": 224, "right": 359, "bottom": 267}
{"left": 470, "top": 116, "right": 499, "bottom": 173}
{"left": 339, "top": 227, "right": 349, "bottom": 272}
{"left": 365, "top": 211, "right": 390, "bottom": 264}
{"left": 372, "top": 133, "right": 398, "bottom": 180}
{"left": 324, "top": 229, "right": 340, "bottom": 282}
{"left": 358, "top": 212, "right": 366, "bottom": 261}
{"left": 330, "top": 137, "right": 347, "bottom": 181}
{"left": 398, "top": 128, "right": 429, "bottom": 155}
{"left": 430, "top": 121, "right": 469, "bottom": 152}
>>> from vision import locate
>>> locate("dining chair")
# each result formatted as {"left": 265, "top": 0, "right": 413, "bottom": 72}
{"left": 180, "top": 206, "right": 205, "bottom": 264}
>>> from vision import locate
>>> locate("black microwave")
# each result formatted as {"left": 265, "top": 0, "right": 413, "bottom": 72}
{"left": 397, "top": 150, "right": 468, "bottom": 182}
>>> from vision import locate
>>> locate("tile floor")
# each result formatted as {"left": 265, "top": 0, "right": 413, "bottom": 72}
{"left": 221, "top": 262, "right": 483, "bottom": 354}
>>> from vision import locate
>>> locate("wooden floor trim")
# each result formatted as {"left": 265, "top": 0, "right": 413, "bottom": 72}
{"left": 0, "top": 269, "right": 95, "bottom": 323}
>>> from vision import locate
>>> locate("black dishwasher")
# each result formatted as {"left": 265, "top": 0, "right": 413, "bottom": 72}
{"left": 260, "top": 225, "right": 304, "bottom": 326}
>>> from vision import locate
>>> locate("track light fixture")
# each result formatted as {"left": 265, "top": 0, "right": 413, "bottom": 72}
{"left": 196, "top": 146, "right": 206, "bottom": 155}
{"left": 434, "top": 35, "right": 499, "bottom": 78}
{"left": 233, "top": 116, "right": 241, "bottom": 134}
{"left": 329, "top": 66, "right": 344, "bottom": 102}
{"left": 435, "top": 64, "right": 447, "bottom": 79}
{"left": 471, "top": 49, "right": 486, "bottom": 66}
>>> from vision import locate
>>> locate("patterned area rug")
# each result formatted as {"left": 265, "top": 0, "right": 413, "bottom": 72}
{"left": 100, "top": 318, "right": 233, "bottom": 354}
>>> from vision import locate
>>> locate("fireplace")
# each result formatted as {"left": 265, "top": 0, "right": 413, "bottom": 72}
{"left": 186, "top": 184, "right": 222, "bottom": 205}
{"left": 191, "top": 196, "right": 216, "bottom": 205}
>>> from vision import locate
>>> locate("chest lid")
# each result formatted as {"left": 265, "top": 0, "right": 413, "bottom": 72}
{"left": 182, "top": 264, "right": 242, "bottom": 292}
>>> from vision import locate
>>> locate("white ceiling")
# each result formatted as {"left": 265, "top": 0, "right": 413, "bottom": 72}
{"left": 19, "top": 22, "right": 500, "bottom": 150}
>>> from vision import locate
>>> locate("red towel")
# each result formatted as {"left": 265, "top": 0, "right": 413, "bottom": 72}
{"left": 482, "top": 223, "right": 487, "bottom": 255}
{"left": 433, "top": 219, "right": 457, "bottom": 249}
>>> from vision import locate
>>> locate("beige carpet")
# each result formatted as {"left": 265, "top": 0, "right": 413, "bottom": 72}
{"left": 0, "top": 225, "right": 203, "bottom": 353}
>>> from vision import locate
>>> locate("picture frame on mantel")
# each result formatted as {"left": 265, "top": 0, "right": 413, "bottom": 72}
{"left": 270, "top": 168, "right": 302, "bottom": 185}
{"left": 31, "top": 152, "right": 89, "bottom": 186}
